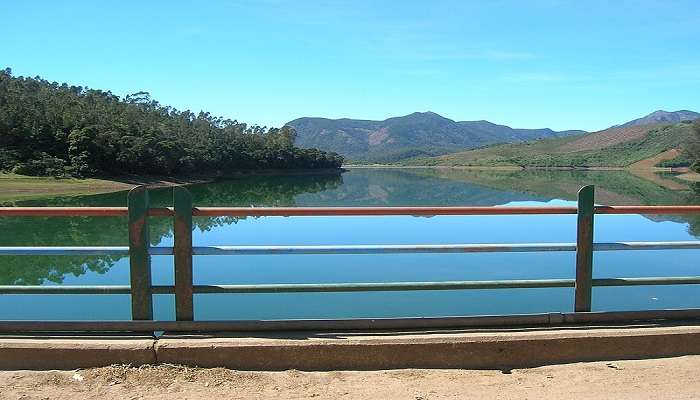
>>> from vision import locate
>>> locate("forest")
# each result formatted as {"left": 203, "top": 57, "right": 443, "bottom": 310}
{"left": 0, "top": 68, "right": 343, "bottom": 177}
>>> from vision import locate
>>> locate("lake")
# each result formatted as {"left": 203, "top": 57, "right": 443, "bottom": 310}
{"left": 1, "top": 168, "right": 699, "bottom": 321}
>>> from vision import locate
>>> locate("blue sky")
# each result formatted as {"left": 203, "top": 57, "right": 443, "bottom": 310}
{"left": 2, "top": 0, "right": 699, "bottom": 131}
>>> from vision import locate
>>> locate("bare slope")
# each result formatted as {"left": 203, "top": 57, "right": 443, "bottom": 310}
{"left": 558, "top": 124, "right": 663, "bottom": 152}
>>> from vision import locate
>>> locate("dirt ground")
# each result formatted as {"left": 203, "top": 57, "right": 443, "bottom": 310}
{"left": 1, "top": 356, "right": 699, "bottom": 399}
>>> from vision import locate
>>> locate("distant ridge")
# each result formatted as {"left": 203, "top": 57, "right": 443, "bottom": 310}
{"left": 617, "top": 110, "right": 700, "bottom": 128}
{"left": 406, "top": 112, "right": 698, "bottom": 168}
{"left": 286, "top": 112, "right": 584, "bottom": 162}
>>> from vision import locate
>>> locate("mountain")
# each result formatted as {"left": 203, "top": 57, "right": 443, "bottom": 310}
{"left": 286, "top": 112, "right": 585, "bottom": 163}
{"left": 618, "top": 110, "right": 700, "bottom": 128}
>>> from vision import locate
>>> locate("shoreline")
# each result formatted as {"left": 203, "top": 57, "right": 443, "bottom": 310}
{"left": 1, "top": 166, "right": 697, "bottom": 202}
{"left": 344, "top": 164, "right": 692, "bottom": 172}
{"left": 0, "top": 169, "right": 345, "bottom": 202}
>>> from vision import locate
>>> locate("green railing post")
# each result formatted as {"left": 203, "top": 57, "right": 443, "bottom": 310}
{"left": 575, "top": 185, "right": 595, "bottom": 312}
{"left": 128, "top": 186, "right": 153, "bottom": 320}
{"left": 173, "top": 186, "right": 194, "bottom": 321}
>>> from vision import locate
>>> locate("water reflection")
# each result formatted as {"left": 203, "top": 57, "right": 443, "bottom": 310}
{"left": 1, "top": 169, "right": 698, "bottom": 286}
{"left": 0, "top": 173, "right": 343, "bottom": 284}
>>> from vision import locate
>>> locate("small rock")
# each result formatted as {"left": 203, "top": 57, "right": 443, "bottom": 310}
{"left": 72, "top": 373, "right": 84, "bottom": 382}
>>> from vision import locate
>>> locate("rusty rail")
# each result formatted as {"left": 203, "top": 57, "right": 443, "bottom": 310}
{"left": 4, "top": 205, "right": 700, "bottom": 217}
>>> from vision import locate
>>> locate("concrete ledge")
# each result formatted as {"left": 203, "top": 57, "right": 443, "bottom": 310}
{"left": 156, "top": 325, "right": 700, "bottom": 370}
{"left": 0, "top": 336, "right": 156, "bottom": 369}
{"left": 2, "top": 324, "right": 700, "bottom": 370}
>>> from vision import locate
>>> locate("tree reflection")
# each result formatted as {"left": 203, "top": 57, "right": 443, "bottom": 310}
{"left": 0, "top": 173, "right": 343, "bottom": 284}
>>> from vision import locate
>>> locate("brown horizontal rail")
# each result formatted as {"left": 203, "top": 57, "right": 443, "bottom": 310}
{"left": 595, "top": 205, "right": 700, "bottom": 215}
{"left": 0, "top": 207, "right": 129, "bottom": 217}
{"left": 148, "top": 207, "right": 175, "bottom": 216}
{"left": 2, "top": 205, "right": 700, "bottom": 218}
{"left": 0, "top": 309, "right": 699, "bottom": 333}
{"left": 0, "top": 207, "right": 174, "bottom": 217}
{"left": 191, "top": 206, "right": 579, "bottom": 217}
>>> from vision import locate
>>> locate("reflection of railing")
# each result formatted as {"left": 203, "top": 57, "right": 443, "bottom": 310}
{"left": 1, "top": 185, "right": 699, "bottom": 333}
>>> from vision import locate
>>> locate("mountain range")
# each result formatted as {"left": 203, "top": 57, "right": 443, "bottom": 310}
{"left": 286, "top": 110, "right": 699, "bottom": 163}
{"left": 286, "top": 112, "right": 585, "bottom": 163}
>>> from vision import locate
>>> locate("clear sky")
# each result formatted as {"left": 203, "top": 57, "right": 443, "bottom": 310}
{"left": 2, "top": 0, "right": 699, "bottom": 131}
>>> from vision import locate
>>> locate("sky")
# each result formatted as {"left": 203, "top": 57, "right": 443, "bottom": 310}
{"left": 2, "top": 0, "right": 700, "bottom": 131}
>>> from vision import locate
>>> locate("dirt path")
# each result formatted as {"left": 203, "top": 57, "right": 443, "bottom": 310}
{"left": 2, "top": 356, "right": 699, "bottom": 399}
{"left": 626, "top": 149, "right": 692, "bottom": 191}
{"left": 629, "top": 148, "right": 682, "bottom": 170}
{"left": 677, "top": 171, "right": 700, "bottom": 182}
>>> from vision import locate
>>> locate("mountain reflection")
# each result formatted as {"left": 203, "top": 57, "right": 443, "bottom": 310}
{"left": 1, "top": 168, "right": 698, "bottom": 285}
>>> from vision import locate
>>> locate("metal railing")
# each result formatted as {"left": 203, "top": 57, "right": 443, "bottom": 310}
{"left": 1, "top": 185, "right": 700, "bottom": 333}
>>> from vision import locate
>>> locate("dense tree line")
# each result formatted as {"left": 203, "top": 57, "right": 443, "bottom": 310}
{"left": 0, "top": 68, "right": 343, "bottom": 177}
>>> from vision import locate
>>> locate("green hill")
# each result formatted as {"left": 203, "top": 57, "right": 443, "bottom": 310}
{"left": 405, "top": 122, "right": 695, "bottom": 168}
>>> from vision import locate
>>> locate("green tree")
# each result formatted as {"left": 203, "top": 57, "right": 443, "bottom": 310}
{"left": 0, "top": 69, "right": 343, "bottom": 177}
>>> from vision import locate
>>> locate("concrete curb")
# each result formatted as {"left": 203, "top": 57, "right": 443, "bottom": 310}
{"left": 155, "top": 325, "right": 700, "bottom": 370}
{"left": 2, "top": 324, "right": 700, "bottom": 370}
{"left": 0, "top": 337, "right": 156, "bottom": 370}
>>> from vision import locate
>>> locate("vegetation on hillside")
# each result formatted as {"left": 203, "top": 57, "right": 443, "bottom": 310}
{"left": 656, "top": 154, "right": 693, "bottom": 168}
{"left": 689, "top": 121, "right": 700, "bottom": 172}
{"left": 288, "top": 112, "right": 583, "bottom": 163}
{"left": 0, "top": 68, "right": 343, "bottom": 177}
{"left": 404, "top": 122, "right": 695, "bottom": 168}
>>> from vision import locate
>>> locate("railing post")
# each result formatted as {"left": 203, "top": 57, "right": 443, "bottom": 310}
{"left": 173, "top": 186, "right": 194, "bottom": 321}
{"left": 128, "top": 186, "right": 153, "bottom": 320}
{"left": 575, "top": 185, "right": 595, "bottom": 312}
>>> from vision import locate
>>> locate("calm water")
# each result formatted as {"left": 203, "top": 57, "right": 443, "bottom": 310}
{"left": 1, "top": 168, "right": 699, "bottom": 320}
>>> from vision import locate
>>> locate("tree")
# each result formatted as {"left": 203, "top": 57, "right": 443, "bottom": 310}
{"left": 0, "top": 69, "right": 343, "bottom": 176}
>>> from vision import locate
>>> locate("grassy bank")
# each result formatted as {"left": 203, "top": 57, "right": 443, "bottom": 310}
{"left": 0, "top": 169, "right": 346, "bottom": 202}
{"left": 0, "top": 174, "right": 223, "bottom": 202}
{"left": 0, "top": 174, "right": 137, "bottom": 201}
